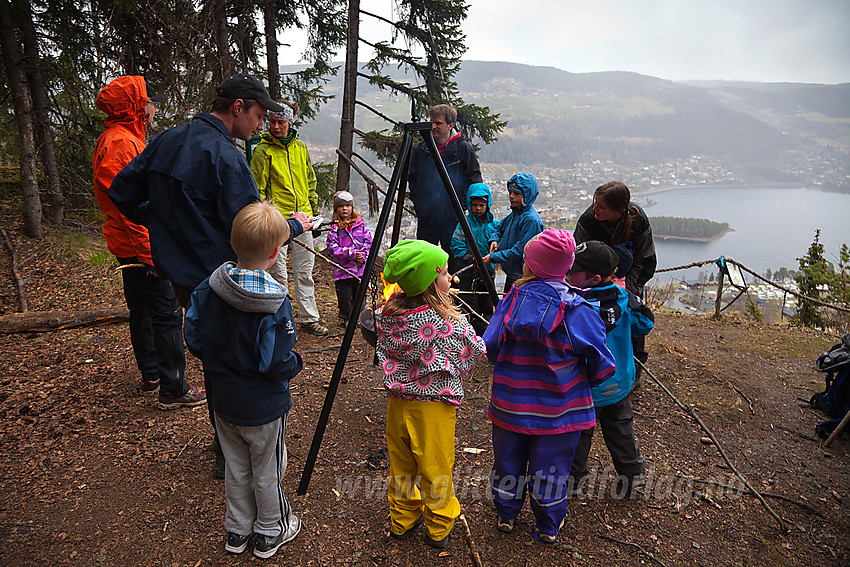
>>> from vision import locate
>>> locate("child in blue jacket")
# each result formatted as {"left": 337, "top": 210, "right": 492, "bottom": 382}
{"left": 184, "top": 202, "right": 303, "bottom": 560}
{"left": 485, "top": 173, "right": 544, "bottom": 292}
{"left": 450, "top": 182, "right": 499, "bottom": 334}
{"left": 567, "top": 240, "right": 655, "bottom": 494}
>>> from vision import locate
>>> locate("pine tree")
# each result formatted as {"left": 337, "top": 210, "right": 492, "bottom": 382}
{"left": 356, "top": 0, "right": 506, "bottom": 163}
{"left": 794, "top": 230, "right": 833, "bottom": 328}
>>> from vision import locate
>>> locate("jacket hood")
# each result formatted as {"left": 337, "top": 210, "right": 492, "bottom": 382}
{"left": 96, "top": 75, "right": 148, "bottom": 139}
{"left": 258, "top": 128, "right": 299, "bottom": 148}
{"left": 508, "top": 173, "right": 539, "bottom": 211}
{"left": 209, "top": 263, "right": 286, "bottom": 314}
{"left": 502, "top": 279, "right": 582, "bottom": 340}
{"left": 466, "top": 182, "right": 493, "bottom": 209}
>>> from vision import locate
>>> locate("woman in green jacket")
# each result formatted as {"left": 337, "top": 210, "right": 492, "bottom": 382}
{"left": 250, "top": 100, "right": 327, "bottom": 335}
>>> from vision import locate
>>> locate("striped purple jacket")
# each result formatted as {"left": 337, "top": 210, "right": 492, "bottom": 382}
{"left": 483, "top": 278, "right": 615, "bottom": 435}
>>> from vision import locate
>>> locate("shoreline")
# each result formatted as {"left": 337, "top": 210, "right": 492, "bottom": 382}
{"left": 635, "top": 181, "right": 806, "bottom": 198}
{"left": 654, "top": 230, "right": 732, "bottom": 243}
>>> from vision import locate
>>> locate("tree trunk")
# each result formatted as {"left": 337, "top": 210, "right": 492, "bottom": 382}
{"left": 0, "top": 0, "right": 43, "bottom": 238}
{"left": 0, "top": 308, "right": 130, "bottom": 334}
{"left": 15, "top": 0, "right": 63, "bottom": 225}
{"left": 263, "top": 0, "right": 280, "bottom": 100}
{"left": 335, "top": 0, "right": 360, "bottom": 193}
{"left": 213, "top": 0, "right": 232, "bottom": 81}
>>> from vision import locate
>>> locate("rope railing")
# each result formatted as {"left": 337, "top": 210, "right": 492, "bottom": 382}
{"left": 655, "top": 257, "right": 850, "bottom": 315}
{"left": 727, "top": 258, "right": 850, "bottom": 315}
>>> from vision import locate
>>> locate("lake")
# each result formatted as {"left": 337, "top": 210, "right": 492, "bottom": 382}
{"left": 642, "top": 186, "right": 849, "bottom": 283}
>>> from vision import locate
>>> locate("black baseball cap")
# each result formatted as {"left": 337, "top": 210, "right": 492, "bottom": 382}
{"left": 145, "top": 80, "right": 167, "bottom": 103}
{"left": 569, "top": 240, "right": 618, "bottom": 277}
{"left": 216, "top": 73, "right": 285, "bottom": 112}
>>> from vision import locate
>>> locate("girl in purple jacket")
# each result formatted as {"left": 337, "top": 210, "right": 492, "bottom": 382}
{"left": 326, "top": 191, "right": 373, "bottom": 323}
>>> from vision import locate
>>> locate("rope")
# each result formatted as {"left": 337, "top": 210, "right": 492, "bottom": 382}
{"left": 728, "top": 258, "right": 850, "bottom": 314}
{"left": 655, "top": 257, "right": 850, "bottom": 314}
{"left": 655, "top": 259, "right": 717, "bottom": 273}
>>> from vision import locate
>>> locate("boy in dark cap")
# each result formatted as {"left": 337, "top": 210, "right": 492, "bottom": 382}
{"left": 567, "top": 240, "right": 655, "bottom": 495}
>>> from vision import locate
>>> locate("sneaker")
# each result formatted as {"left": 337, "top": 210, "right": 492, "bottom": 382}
{"left": 139, "top": 378, "right": 160, "bottom": 395}
{"left": 534, "top": 517, "right": 565, "bottom": 544}
{"left": 158, "top": 385, "right": 207, "bottom": 410}
{"left": 225, "top": 532, "right": 250, "bottom": 554}
{"left": 254, "top": 514, "right": 301, "bottom": 559}
{"left": 301, "top": 321, "right": 329, "bottom": 336}
{"left": 496, "top": 516, "right": 515, "bottom": 533}
{"left": 389, "top": 514, "right": 424, "bottom": 540}
{"left": 424, "top": 521, "right": 454, "bottom": 549}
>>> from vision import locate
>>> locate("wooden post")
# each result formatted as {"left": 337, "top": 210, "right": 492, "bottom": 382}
{"left": 714, "top": 266, "right": 725, "bottom": 320}
{"left": 824, "top": 409, "right": 850, "bottom": 447}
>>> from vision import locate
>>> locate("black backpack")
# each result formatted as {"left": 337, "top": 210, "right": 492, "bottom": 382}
{"left": 809, "top": 334, "right": 850, "bottom": 439}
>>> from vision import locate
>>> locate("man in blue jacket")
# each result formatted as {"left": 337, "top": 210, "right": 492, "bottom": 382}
{"left": 109, "top": 73, "right": 311, "bottom": 479}
{"left": 407, "top": 104, "right": 482, "bottom": 256}
{"left": 109, "top": 73, "right": 311, "bottom": 307}
{"left": 484, "top": 173, "right": 544, "bottom": 292}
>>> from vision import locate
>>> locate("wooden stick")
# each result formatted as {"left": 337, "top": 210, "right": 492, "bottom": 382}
{"left": 675, "top": 475, "right": 824, "bottom": 517}
{"left": 731, "top": 384, "right": 755, "bottom": 415}
{"left": 599, "top": 533, "right": 668, "bottom": 567}
{"left": 636, "top": 358, "right": 788, "bottom": 532}
{"left": 824, "top": 408, "right": 850, "bottom": 447}
{"left": 1, "top": 229, "right": 27, "bottom": 312}
{"left": 458, "top": 514, "right": 483, "bottom": 567}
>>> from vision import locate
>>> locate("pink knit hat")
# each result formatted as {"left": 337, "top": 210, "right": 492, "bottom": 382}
{"left": 523, "top": 228, "right": 576, "bottom": 279}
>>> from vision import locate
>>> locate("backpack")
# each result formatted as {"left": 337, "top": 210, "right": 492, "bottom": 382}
{"left": 808, "top": 334, "right": 850, "bottom": 439}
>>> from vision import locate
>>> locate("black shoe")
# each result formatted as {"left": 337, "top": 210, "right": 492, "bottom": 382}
{"left": 213, "top": 453, "right": 225, "bottom": 480}
{"left": 253, "top": 514, "right": 301, "bottom": 559}
{"left": 225, "top": 532, "right": 250, "bottom": 554}
{"left": 389, "top": 515, "right": 423, "bottom": 540}
{"left": 424, "top": 521, "right": 454, "bottom": 549}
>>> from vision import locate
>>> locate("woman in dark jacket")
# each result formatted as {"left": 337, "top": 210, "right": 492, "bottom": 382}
{"left": 574, "top": 181, "right": 657, "bottom": 377}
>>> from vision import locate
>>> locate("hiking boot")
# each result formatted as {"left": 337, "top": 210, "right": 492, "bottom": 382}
{"left": 158, "top": 385, "right": 207, "bottom": 410}
{"left": 302, "top": 321, "right": 329, "bottom": 336}
{"left": 496, "top": 516, "right": 515, "bottom": 533}
{"left": 225, "top": 532, "right": 251, "bottom": 554}
{"left": 253, "top": 514, "right": 301, "bottom": 559}
{"left": 389, "top": 514, "right": 423, "bottom": 540}
{"left": 139, "top": 378, "right": 160, "bottom": 395}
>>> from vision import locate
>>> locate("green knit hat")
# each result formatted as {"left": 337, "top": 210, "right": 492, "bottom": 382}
{"left": 383, "top": 240, "right": 449, "bottom": 296}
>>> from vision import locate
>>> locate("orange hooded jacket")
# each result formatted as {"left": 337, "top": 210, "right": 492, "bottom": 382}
{"left": 92, "top": 75, "right": 153, "bottom": 264}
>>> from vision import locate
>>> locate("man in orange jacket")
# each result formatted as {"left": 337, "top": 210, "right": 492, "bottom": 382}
{"left": 92, "top": 75, "right": 206, "bottom": 410}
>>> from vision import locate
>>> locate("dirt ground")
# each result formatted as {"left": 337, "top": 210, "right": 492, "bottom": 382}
{"left": 0, "top": 209, "right": 848, "bottom": 567}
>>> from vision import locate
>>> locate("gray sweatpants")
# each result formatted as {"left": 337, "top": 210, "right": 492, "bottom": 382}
{"left": 215, "top": 413, "right": 299, "bottom": 538}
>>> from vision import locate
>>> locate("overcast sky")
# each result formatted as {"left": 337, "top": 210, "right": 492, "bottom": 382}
{"left": 279, "top": 0, "right": 850, "bottom": 84}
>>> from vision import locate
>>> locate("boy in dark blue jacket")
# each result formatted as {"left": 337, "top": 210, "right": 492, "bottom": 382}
{"left": 566, "top": 241, "right": 654, "bottom": 495}
{"left": 485, "top": 173, "right": 544, "bottom": 292}
{"left": 184, "top": 202, "right": 303, "bottom": 559}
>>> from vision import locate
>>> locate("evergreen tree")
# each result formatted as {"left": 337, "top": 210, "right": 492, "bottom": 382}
{"left": 794, "top": 230, "right": 832, "bottom": 328}
{"left": 356, "top": 0, "right": 505, "bottom": 163}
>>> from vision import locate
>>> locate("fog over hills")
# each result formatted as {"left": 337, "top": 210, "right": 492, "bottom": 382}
{"left": 291, "top": 61, "right": 849, "bottom": 192}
